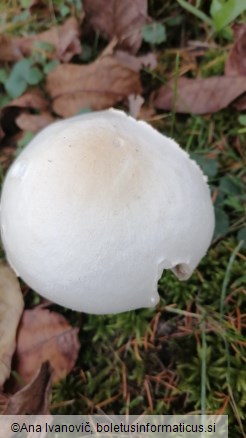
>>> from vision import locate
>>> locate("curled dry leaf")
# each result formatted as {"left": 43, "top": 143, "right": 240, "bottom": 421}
{"left": 83, "top": 0, "right": 149, "bottom": 54}
{"left": 232, "top": 93, "right": 246, "bottom": 110}
{"left": 29, "top": 0, "right": 51, "bottom": 13}
{"left": 19, "top": 17, "right": 82, "bottom": 62}
{"left": 0, "top": 392, "right": 8, "bottom": 414}
{"left": 0, "top": 17, "right": 81, "bottom": 63}
{"left": 3, "top": 362, "right": 53, "bottom": 415}
{"left": 16, "top": 112, "right": 55, "bottom": 133}
{"left": 0, "top": 35, "right": 22, "bottom": 62}
{"left": 15, "top": 308, "right": 80, "bottom": 384}
{"left": 46, "top": 49, "right": 142, "bottom": 117}
{"left": 115, "top": 50, "right": 157, "bottom": 72}
{"left": 8, "top": 89, "right": 49, "bottom": 111}
{"left": 225, "top": 24, "right": 246, "bottom": 76}
{"left": 0, "top": 89, "right": 53, "bottom": 135}
{"left": 154, "top": 76, "right": 246, "bottom": 114}
{"left": 138, "top": 105, "right": 156, "bottom": 121}
{"left": 0, "top": 263, "right": 24, "bottom": 389}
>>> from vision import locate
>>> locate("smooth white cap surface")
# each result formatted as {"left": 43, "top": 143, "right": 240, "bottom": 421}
{"left": 0, "top": 109, "right": 215, "bottom": 314}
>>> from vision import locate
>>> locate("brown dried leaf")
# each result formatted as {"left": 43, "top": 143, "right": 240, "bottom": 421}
{"left": 225, "top": 24, "right": 246, "bottom": 76}
{"left": 0, "top": 89, "right": 51, "bottom": 135}
{"left": 16, "top": 112, "right": 55, "bottom": 132}
{"left": 115, "top": 50, "right": 157, "bottom": 72}
{"left": 19, "top": 17, "right": 81, "bottom": 62}
{"left": 29, "top": 0, "right": 47, "bottom": 10}
{"left": 154, "top": 76, "right": 246, "bottom": 114}
{"left": 3, "top": 362, "right": 53, "bottom": 415}
{"left": 0, "top": 392, "right": 8, "bottom": 414}
{"left": 138, "top": 105, "right": 156, "bottom": 121}
{"left": 0, "top": 35, "right": 22, "bottom": 62}
{"left": 0, "top": 264, "right": 24, "bottom": 389}
{"left": 8, "top": 89, "right": 49, "bottom": 111}
{"left": 232, "top": 92, "right": 246, "bottom": 110}
{"left": 1, "top": 17, "right": 81, "bottom": 63}
{"left": 83, "top": 0, "right": 149, "bottom": 54}
{"left": 46, "top": 49, "right": 142, "bottom": 117}
{"left": 15, "top": 308, "right": 80, "bottom": 384}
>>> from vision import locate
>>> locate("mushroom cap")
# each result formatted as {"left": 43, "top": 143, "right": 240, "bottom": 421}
{"left": 0, "top": 109, "right": 214, "bottom": 314}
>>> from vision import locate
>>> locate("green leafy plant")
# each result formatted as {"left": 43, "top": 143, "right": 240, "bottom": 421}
{"left": 177, "top": 0, "right": 246, "bottom": 31}
{"left": 142, "top": 22, "right": 166, "bottom": 44}
{"left": 210, "top": 0, "right": 246, "bottom": 31}
{"left": 5, "top": 58, "right": 43, "bottom": 98}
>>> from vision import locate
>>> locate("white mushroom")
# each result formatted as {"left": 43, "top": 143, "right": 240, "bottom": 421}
{"left": 0, "top": 109, "right": 215, "bottom": 314}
